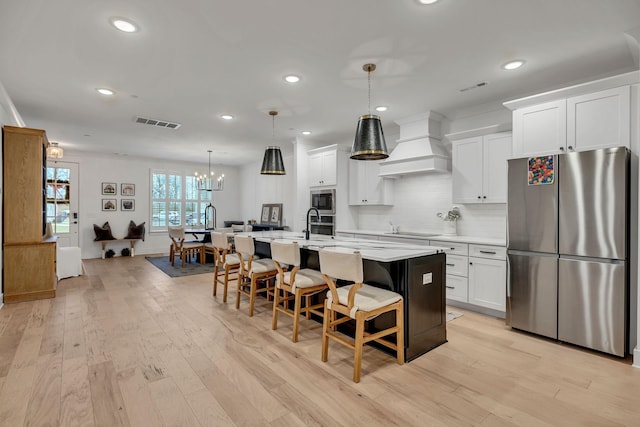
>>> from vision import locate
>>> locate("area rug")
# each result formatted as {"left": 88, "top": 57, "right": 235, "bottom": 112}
{"left": 145, "top": 256, "right": 215, "bottom": 278}
{"left": 446, "top": 311, "right": 463, "bottom": 322}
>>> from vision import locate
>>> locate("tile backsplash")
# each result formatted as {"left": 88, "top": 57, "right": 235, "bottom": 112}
{"left": 355, "top": 173, "right": 506, "bottom": 239}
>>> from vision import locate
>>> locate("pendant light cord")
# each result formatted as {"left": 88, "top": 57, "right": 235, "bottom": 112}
{"left": 368, "top": 68, "right": 371, "bottom": 115}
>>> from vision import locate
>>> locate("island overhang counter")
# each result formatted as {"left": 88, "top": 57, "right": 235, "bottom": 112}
{"left": 236, "top": 231, "right": 448, "bottom": 361}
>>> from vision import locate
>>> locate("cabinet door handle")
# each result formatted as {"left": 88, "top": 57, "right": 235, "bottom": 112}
{"left": 477, "top": 196, "right": 481, "bottom": 199}
{"left": 568, "top": 145, "right": 574, "bottom": 151}
{"left": 479, "top": 250, "right": 496, "bottom": 255}
{"left": 446, "top": 263, "right": 455, "bottom": 267}
{"left": 450, "top": 248, "right": 455, "bottom": 251}
{"left": 483, "top": 196, "right": 486, "bottom": 199}
{"left": 559, "top": 146, "right": 565, "bottom": 151}
{"left": 469, "top": 262, "right": 473, "bottom": 265}
{"left": 446, "top": 285, "right": 455, "bottom": 289}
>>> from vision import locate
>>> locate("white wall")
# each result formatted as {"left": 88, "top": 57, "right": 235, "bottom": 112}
{"left": 58, "top": 151, "right": 242, "bottom": 259}
{"left": 240, "top": 153, "right": 295, "bottom": 227}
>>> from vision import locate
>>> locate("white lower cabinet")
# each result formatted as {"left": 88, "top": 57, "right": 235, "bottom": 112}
{"left": 468, "top": 245, "right": 507, "bottom": 312}
{"left": 445, "top": 274, "right": 468, "bottom": 303}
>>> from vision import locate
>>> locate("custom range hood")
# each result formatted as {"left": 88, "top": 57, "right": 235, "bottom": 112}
{"left": 378, "top": 111, "right": 450, "bottom": 177}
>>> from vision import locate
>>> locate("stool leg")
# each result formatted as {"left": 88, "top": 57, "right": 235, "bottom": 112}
{"left": 292, "top": 289, "right": 302, "bottom": 342}
{"left": 213, "top": 262, "right": 219, "bottom": 297}
{"left": 396, "top": 303, "right": 405, "bottom": 365}
{"left": 223, "top": 266, "right": 230, "bottom": 303}
{"left": 249, "top": 275, "right": 257, "bottom": 317}
{"left": 353, "top": 314, "right": 365, "bottom": 383}
{"left": 272, "top": 287, "right": 280, "bottom": 330}
{"left": 321, "top": 300, "right": 330, "bottom": 362}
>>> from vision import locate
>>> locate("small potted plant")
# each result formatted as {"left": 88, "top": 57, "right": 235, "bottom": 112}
{"left": 437, "top": 207, "right": 460, "bottom": 235}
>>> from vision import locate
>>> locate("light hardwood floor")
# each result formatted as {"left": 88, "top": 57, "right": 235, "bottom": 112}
{"left": 1, "top": 255, "right": 639, "bottom": 426}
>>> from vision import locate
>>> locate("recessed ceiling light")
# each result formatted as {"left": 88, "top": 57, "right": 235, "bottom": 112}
{"left": 96, "top": 88, "right": 115, "bottom": 96}
{"left": 109, "top": 17, "right": 139, "bottom": 33}
{"left": 220, "top": 114, "right": 234, "bottom": 120}
{"left": 375, "top": 106, "right": 388, "bottom": 112}
{"left": 502, "top": 60, "right": 526, "bottom": 70}
{"left": 301, "top": 131, "right": 312, "bottom": 135}
{"left": 417, "top": 0, "right": 440, "bottom": 4}
{"left": 283, "top": 75, "right": 301, "bottom": 83}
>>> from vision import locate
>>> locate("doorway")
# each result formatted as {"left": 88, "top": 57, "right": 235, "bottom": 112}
{"left": 46, "top": 161, "right": 79, "bottom": 247}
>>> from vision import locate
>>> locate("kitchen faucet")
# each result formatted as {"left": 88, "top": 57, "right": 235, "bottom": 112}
{"left": 305, "top": 207, "right": 319, "bottom": 240}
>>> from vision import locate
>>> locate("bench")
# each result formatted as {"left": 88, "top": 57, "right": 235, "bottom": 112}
{"left": 99, "top": 238, "right": 140, "bottom": 259}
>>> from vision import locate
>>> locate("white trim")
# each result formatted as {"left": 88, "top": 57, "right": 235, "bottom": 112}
{"left": 503, "top": 71, "right": 640, "bottom": 111}
{"left": 634, "top": 347, "right": 640, "bottom": 368}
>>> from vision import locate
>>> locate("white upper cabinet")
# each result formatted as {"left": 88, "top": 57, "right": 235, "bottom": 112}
{"left": 510, "top": 81, "right": 632, "bottom": 158}
{"left": 452, "top": 132, "right": 511, "bottom": 204}
{"left": 513, "top": 100, "right": 567, "bottom": 157}
{"left": 308, "top": 147, "right": 337, "bottom": 187}
{"left": 348, "top": 159, "right": 393, "bottom": 205}
{"left": 567, "top": 86, "right": 630, "bottom": 152}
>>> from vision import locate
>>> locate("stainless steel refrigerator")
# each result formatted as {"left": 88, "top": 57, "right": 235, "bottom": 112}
{"left": 507, "top": 147, "right": 629, "bottom": 357}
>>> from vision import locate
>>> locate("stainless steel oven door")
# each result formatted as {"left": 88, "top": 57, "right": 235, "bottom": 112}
{"left": 310, "top": 189, "right": 336, "bottom": 214}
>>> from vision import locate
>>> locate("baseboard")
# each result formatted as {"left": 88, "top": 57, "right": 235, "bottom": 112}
{"left": 634, "top": 347, "right": 640, "bottom": 368}
{"left": 446, "top": 299, "right": 506, "bottom": 319}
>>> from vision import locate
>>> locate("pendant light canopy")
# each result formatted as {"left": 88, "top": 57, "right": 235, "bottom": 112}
{"left": 46, "top": 142, "right": 64, "bottom": 159}
{"left": 350, "top": 63, "right": 389, "bottom": 161}
{"left": 260, "top": 111, "right": 286, "bottom": 175}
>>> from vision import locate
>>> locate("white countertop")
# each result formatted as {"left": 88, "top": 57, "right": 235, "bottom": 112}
{"left": 335, "top": 229, "right": 506, "bottom": 247}
{"left": 237, "top": 230, "right": 444, "bottom": 262}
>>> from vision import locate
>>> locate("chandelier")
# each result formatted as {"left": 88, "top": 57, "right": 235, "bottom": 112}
{"left": 195, "top": 150, "right": 224, "bottom": 191}
{"left": 46, "top": 142, "right": 64, "bottom": 159}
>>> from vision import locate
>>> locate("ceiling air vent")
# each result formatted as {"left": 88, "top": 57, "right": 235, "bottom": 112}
{"left": 459, "top": 81, "right": 489, "bottom": 92}
{"left": 135, "top": 116, "right": 182, "bottom": 130}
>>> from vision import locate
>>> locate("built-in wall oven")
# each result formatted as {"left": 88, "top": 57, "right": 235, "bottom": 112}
{"left": 309, "top": 214, "right": 335, "bottom": 236}
{"left": 310, "top": 189, "right": 336, "bottom": 214}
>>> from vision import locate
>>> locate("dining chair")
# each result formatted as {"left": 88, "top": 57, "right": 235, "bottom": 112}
{"left": 318, "top": 247, "right": 404, "bottom": 383}
{"left": 270, "top": 240, "right": 328, "bottom": 342}
{"left": 202, "top": 227, "right": 233, "bottom": 263}
{"left": 234, "top": 235, "right": 277, "bottom": 316}
{"left": 211, "top": 230, "right": 240, "bottom": 302}
{"left": 168, "top": 226, "right": 203, "bottom": 267}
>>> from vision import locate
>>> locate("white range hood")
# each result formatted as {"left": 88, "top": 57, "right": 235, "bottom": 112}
{"left": 378, "top": 111, "right": 450, "bottom": 177}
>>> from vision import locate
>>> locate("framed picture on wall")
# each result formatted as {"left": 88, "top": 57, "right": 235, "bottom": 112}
{"left": 261, "top": 203, "right": 283, "bottom": 226}
{"left": 102, "top": 182, "right": 117, "bottom": 195}
{"left": 261, "top": 206, "right": 270, "bottom": 223}
{"left": 121, "top": 199, "right": 135, "bottom": 211}
{"left": 102, "top": 199, "right": 117, "bottom": 211}
{"left": 121, "top": 183, "right": 135, "bottom": 196}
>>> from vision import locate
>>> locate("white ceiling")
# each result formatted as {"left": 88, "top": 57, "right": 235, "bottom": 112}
{"left": 1, "top": 0, "right": 639, "bottom": 166}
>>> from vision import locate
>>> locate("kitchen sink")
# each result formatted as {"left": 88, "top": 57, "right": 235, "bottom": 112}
{"left": 383, "top": 231, "right": 439, "bottom": 237}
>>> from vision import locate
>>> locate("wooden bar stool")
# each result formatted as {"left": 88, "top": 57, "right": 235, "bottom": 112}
{"left": 318, "top": 248, "right": 404, "bottom": 383}
{"left": 211, "top": 230, "right": 240, "bottom": 302}
{"left": 234, "top": 235, "right": 278, "bottom": 317}
{"left": 270, "top": 240, "right": 328, "bottom": 342}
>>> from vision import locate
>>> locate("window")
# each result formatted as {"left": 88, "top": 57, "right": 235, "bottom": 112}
{"left": 150, "top": 170, "right": 211, "bottom": 232}
{"left": 46, "top": 166, "right": 71, "bottom": 233}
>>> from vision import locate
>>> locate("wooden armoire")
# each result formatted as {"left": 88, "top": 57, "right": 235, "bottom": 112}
{"left": 2, "top": 125, "right": 57, "bottom": 303}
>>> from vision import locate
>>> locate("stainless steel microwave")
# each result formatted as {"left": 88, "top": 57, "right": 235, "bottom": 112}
{"left": 310, "top": 189, "right": 336, "bottom": 214}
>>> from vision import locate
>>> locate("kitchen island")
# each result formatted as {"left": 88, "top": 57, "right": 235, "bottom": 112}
{"left": 237, "top": 231, "right": 448, "bottom": 361}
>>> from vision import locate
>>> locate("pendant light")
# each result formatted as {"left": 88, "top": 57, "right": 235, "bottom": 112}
{"left": 195, "top": 150, "right": 224, "bottom": 191}
{"left": 260, "top": 111, "right": 286, "bottom": 175}
{"left": 46, "top": 142, "right": 64, "bottom": 159}
{"left": 350, "top": 63, "right": 389, "bottom": 160}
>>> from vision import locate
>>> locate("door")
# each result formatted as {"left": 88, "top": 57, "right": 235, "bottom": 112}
{"left": 507, "top": 157, "right": 558, "bottom": 253}
{"left": 558, "top": 147, "right": 628, "bottom": 259}
{"left": 468, "top": 257, "right": 506, "bottom": 312}
{"left": 507, "top": 252, "right": 558, "bottom": 339}
{"left": 482, "top": 133, "right": 511, "bottom": 203}
{"left": 46, "top": 161, "right": 79, "bottom": 247}
{"left": 452, "top": 136, "right": 483, "bottom": 203}
{"left": 558, "top": 257, "right": 626, "bottom": 356}
{"left": 512, "top": 99, "right": 567, "bottom": 157}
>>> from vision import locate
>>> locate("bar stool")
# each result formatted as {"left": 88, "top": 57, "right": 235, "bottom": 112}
{"left": 318, "top": 248, "right": 405, "bottom": 383}
{"left": 270, "top": 240, "right": 328, "bottom": 342}
{"left": 234, "top": 235, "right": 278, "bottom": 317}
{"left": 211, "top": 231, "right": 240, "bottom": 302}
{"left": 202, "top": 227, "right": 233, "bottom": 264}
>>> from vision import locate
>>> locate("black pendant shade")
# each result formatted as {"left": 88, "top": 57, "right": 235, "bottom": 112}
{"left": 351, "top": 63, "right": 389, "bottom": 160}
{"left": 260, "top": 146, "right": 286, "bottom": 175}
{"left": 350, "top": 114, "right": 389, "bottom": 160}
